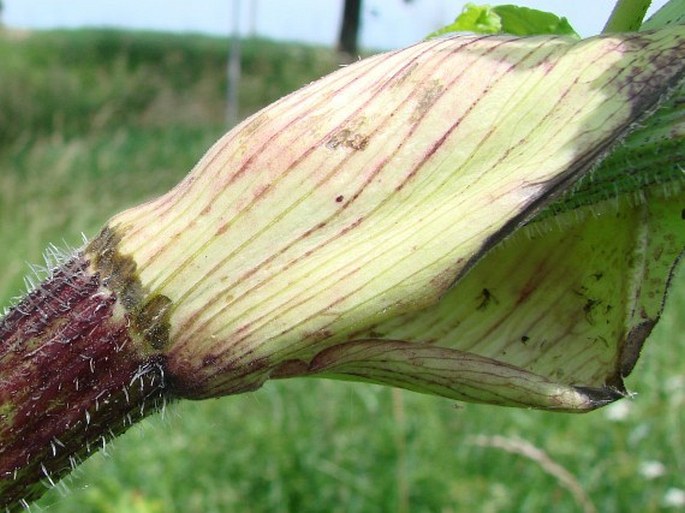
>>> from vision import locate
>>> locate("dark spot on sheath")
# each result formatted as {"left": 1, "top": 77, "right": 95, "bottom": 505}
{"left": 583, "top": 298, "right": 602, "bottom": 325}
{"left": 327, "top": 128, "right": 369, "bottom": 151}
{"left": 521, "top": 335, "right": 530, "bottom": 344}
{"left": 86, "top": 226, "right": 143, "bottom": 309}
{"left": 584, "top": 298, "right": 600, "bottom": 313}
{"left": 132, "top": 294, "right": 173, "bottom": 351}
{"left": 336, "top": 195, "right": 344, "bottom": 203}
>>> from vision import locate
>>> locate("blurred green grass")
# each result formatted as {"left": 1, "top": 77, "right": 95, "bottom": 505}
{"left": 0, "top": 28, "right": 683, "bottom": 513}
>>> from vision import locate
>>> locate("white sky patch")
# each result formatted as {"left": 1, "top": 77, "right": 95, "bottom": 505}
{"left": 2, "top": 0, "right": 671, "bottom": 50}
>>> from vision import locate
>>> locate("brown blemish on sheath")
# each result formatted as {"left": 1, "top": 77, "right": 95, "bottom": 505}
{"left": 619, "top": 318, "right": 656, "bottom": 377}
{"left": 617, "top": 33, "right": 685, "bottom": 120}
{"left": 411, "top": 80, "right": 444, "bottom": 122}
{"left": 326, "top": 128, "right": 370, "bottom": 151}
{"left": 86, "top": 226, "right": 173, "bottom": 353}
{"left": 131, "top": 295, "right": 173, "bottom": 351}
{"left": 86, "top": 226, "right": 143, "bottom": 310}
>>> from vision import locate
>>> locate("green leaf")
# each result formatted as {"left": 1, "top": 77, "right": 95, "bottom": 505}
{"left": 428, "top": 3, "right": 579, "bottom": 39}
{"left": 492, "top": 5, "right": 580, "bottom": 38}
{"left": 428, "top": 4, "right": 502, "bottom": 38}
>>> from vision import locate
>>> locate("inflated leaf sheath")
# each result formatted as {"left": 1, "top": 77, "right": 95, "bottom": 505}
{"left": 91, "top": 28, "right": 685, "bottom": 401}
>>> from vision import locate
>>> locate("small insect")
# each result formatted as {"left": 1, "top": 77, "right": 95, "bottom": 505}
{"left": 477, "top": 288, "right": 497, "bottom": 311}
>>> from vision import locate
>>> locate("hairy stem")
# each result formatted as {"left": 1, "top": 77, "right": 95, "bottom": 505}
{"left": 0, "top": 254, "right": 167, "bottom": 512}
{"left": 603, "top": 0, "right": 652, "bottom": 33}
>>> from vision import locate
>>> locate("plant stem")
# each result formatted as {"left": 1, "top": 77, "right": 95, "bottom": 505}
{"left": 603, "top": 0, "right": 652, "bottom": 33}
{"left": 0, "top": 253, "right": 167, "bottom": 511}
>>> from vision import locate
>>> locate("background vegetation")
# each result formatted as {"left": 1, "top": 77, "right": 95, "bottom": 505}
{"left": 0, "top": 28, "right": 683, "bottom": 513}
